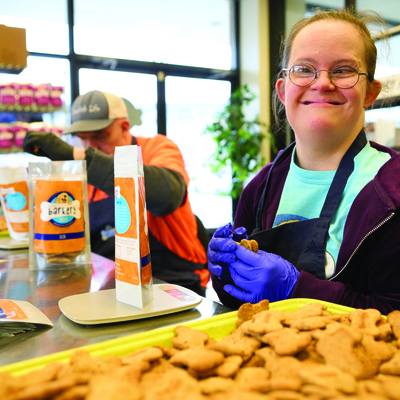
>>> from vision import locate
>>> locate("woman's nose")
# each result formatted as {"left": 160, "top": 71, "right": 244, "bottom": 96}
{"left": 311, "top": 70, "right": 335, "bottom": 90}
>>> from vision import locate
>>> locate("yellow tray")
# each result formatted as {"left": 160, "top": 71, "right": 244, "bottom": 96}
{"left": 0, "top": 298, "right": 354, "bottom": 376}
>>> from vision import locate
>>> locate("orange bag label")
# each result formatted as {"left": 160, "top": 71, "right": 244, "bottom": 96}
{"left": 34, "top": 180, "right": 85, "bottom": 253}
{"left": 115, "top": 177, "right": 139, "bottom": 285}
{"left": 114, "top": 145, "right": 153, "bottom": 309}
{"left": 114, "top": 177, "right": 137, "bottom": 239}
{"left": 0, "top": 180, "right": 29, "bottom": 232}
{"left": 0, "top": 299, "right": 27, "bottom": 319}
{"left": 114, "top": 176, "right": 152, "bottom": 286}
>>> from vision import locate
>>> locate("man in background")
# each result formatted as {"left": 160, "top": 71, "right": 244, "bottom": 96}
{"left": 23, "top": 90, "right": 209, "bottom": 295}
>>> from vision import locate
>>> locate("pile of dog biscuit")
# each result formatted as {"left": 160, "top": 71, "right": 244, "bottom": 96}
{"left": 1, "top": 300, "right": 400, "bottom": 399}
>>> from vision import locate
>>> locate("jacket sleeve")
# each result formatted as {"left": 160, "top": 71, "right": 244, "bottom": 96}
{"left": 86, "top": 148, "right": 186, "bottom": 216}
{"left": 292, "top": 210, "right": 400, "bottom": 315}
{"left": 143, "top": 165, "right": 186, "bottom": 216}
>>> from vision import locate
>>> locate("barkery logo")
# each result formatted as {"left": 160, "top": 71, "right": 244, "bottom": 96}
{"left": 40, "top": 191, "right": 81, "bottom": 227}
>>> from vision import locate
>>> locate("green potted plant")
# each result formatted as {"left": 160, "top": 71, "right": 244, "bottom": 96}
{"left": 203, "top": 85, "right": 272, "bottom": 219}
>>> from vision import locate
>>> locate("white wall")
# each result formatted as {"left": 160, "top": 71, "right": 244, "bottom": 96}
{"left": 240, "top": 0, "right": 271, "bottom": 163}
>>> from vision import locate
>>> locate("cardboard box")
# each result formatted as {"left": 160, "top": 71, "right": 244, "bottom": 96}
{"left": 0, "top": 25, "right": 28, "bottom": 74}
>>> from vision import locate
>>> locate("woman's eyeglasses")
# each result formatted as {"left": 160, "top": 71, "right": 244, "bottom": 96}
{"left": 282, "top": 63, "right": 368, "bottom": 89}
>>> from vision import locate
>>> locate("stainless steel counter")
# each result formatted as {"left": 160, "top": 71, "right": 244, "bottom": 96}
{"left": 0, "top": 249, "right": 233, "bottom": 367}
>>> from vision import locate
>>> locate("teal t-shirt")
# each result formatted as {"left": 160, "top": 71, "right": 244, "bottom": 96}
{"left": 273, "top": 141, "right": 390, "bottom": 278}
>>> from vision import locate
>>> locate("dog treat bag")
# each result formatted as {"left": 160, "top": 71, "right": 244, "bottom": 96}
{"left": 0, "top": 166, "right": 30, "bottom": 241}
{"left": 28, "top": 160, "right": 91, "bottom": 270}
{"left": 114, "top": 145, "right": 153, "bottom": 309}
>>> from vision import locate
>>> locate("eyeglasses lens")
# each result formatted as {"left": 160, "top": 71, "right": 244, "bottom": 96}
{"left": 289, "top": 65, "right": 359, "bottom": 88}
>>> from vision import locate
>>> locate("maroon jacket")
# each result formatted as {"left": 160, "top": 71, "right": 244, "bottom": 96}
{"left": 212, "top": 141, "right": 400, "bottom": 315}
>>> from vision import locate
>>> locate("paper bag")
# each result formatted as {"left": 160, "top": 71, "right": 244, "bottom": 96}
{"left": 114, "top": 145, "right": 153, "bottom": 309}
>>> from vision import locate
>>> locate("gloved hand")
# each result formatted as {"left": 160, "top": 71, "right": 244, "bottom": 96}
{"left": 224, "top": 246, "right": 300, "bottom": 303}
{"left": 207, "top": 222, "right": 248, "bottom": 282}
{"left": 23, "top": 131, "right": 74, "bottom": 161}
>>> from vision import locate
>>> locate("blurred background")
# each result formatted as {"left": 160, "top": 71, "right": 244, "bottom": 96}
{"left": 0, "top": 0, "right": 399, "bottom": 234}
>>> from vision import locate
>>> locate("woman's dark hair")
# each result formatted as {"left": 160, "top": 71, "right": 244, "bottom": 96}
{"left": 273, "top": 7, "right": 389, "bottom": 129}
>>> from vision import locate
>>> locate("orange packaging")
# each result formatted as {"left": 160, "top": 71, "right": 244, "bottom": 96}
{"left": 114, "top": 145, "right": 153, "bottom": 309}
{"left": 0, "top": 166, "right": 29, "bottom": 241}
{"left": 0, "top": 299, "right": 27, "bottom": 319}
{"left": 28, "top": 161, "right": 91, "bottom": 270}
{"left": 33, "top": 180, "right": 85, "bottom": 254}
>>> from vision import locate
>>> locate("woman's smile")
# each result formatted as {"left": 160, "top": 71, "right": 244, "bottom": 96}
{"left": 301, "top": 99, "right": 344, "bottom": 106}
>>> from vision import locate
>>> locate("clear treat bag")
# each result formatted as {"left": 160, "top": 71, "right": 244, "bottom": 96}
{"left": 28, "top": 160, "right": 91, "bottom": 269}
{"left": 0, "top": 166, "right": 30, "bottom": 241}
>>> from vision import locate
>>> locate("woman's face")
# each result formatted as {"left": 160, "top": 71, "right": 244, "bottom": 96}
{"left": 276, "top": 20, "right": 381, "bottom": 148}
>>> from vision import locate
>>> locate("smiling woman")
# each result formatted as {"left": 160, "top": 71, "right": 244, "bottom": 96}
{"left": 275, "top": 18, "right": 382, "bottom": 170}
{"left": 208, "top": 8, "right": 400, "bottom": 315}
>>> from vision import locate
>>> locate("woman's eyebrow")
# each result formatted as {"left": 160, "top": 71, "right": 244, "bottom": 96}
{"left": 292, "top": 57, "right": 361, "bottom": 66}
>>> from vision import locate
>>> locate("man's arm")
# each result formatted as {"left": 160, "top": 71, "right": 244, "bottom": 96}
{"left": 144, "top": 165, "right": 186, "bottom": 216}
{"left": 23, "top": 133, "right": 186, "bottom": 217}
{"left": 81, "top": 148, "right": 186, "bottom": 217}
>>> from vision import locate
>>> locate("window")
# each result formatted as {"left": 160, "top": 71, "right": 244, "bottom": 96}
{"left": 359, "top": 3, "right": 400, "bottom": 146}
{"left": 74, "top": 0, "right": 234, "bottom": 69}
{"left": 78, "top": 69, "right": 158, "bottom": 138}
{"left": 0, "top": 0, "right": 69, "bottom": 55}
{"left": 165, "top": 76, "right": 232, "bottom": 227}
{"left": 0, "top": 0, "right": 239, "bottom": 229}
{"left": 305, "top": 0, "right": 345, "bottom": 15}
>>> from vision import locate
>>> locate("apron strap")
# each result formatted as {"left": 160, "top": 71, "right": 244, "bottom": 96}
{"left": 253, "top": 142, "right": 296, "bottom": 233}
{"left": 319, "top": 130, "right": 367, "bottom": 219}
{"left": 254, "top": 130, "right": 367, "bottom": 233}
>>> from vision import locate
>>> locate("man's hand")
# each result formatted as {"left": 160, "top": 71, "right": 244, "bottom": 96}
{"left": 23, "top": 131, "right": 74, "bottom": 161}
{"left": 224, "top": 246, "right": 300, "bottom": 303}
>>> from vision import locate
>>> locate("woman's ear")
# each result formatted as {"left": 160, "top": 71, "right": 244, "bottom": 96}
{"left": 276, "top": 78, "right": 286, "bottom": 105}
{"left": 364, "top": 80, "right": 382, "bottom": 108}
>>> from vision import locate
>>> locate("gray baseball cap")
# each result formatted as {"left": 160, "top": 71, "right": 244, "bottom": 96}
{"left": 63, "top": 90, "right": 142, "bottom": 135}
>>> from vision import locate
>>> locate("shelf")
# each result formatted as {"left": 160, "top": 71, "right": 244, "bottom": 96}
{"left": 0, "top": 105, "right": 63, "bottom": 114}
{"left": 0, "top": 146, "right": 23, "bottom": 154}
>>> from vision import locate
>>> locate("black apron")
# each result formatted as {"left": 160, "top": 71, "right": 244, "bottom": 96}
{"left": 249, "top": 130, "right": 367, "bottom": 279}
{"left": 88, "top": 189, "right": 115, "bottom": 260}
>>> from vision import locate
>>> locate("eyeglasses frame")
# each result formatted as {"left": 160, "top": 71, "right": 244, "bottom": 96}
{"left": 281, "top": 63, "right": 368, "bottom": 89}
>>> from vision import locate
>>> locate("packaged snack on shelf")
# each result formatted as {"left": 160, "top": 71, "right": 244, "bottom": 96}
{"left": 28, "top": 121, "right": 49, "bottom": 132}
{"left": 28, "top": 160, "right": 91, "bottom": 269}
{"left": 0, "top": 83, "right": 17, "bottom": 107}
{"left": 114, "top": 145, "right": 153, "bottom": 309}
{"left": 17, "top": 83, "right": 34, "bottom": 107}
{"left": 50, "top": 85, "right": 63, "bottom": 108}
{"left": 33, "top": 83, "right": 50, "bottom": 107}
{"left": 0, "top": 123, "right": 14, "bottom": 148}
{"left": 12, "top": 122, "right": 29, "bottom": 147}
{"left": 0, "top": 165, "right": 29, "bottom": 241}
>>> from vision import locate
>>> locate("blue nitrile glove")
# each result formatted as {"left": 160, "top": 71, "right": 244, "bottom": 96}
{"left": 224, "top": 246, "right": 300, "bottom": 303}
{"left": 207, "top": 223, "right": 248, "bottom": 282}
